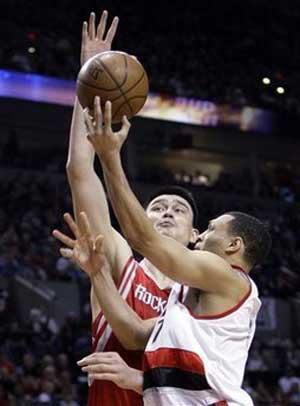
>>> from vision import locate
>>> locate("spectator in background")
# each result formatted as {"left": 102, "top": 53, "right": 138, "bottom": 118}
{"left": 279, "top": 368, "right": 300, "bottom": 397}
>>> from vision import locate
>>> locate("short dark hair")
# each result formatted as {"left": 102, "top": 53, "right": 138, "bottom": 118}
{"left": 145, "top": 185, "right": 198, "bottom": 226}
{"left": 226, "top": 211, "right": 272, "bottom": 268}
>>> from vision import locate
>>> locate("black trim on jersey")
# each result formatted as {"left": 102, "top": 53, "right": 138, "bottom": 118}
{"left": 143, "top": 367, "right": 211, "bottom": 391}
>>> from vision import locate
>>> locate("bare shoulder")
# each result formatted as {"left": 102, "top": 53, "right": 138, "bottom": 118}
{"left": 191, "top": 250, "right": 249, "bottom": 295}
{"left": 192, "top": 250, "right": 232, "bottom": 272}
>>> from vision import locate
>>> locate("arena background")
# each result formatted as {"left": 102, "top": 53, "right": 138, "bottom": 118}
{"left": 0, "top": 0, "right": 300, "bottom": 404}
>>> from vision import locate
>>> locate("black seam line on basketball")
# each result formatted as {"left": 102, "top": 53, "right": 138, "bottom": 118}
{"left": 78, "top": 75, "right": 146, "bottom": 104}
{"left": 99, "top": 55, "right": 134, "bottom": 117}
{"left": 112, "top": 96, "right": 147, "bottom": 121}
{"left": 77, "top": 78, "right": 121, "bottom": 92}
{"left": 98, "top": 55, "right": 128, "bottom": 88}
{"left": 107, "top": 70, "right": 146, "bottom": 107}
{"left": 108, "top": 71, "right": 146, "bottom": 120}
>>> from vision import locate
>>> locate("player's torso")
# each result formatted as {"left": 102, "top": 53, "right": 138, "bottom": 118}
{"left": 143, "top": 280, "right": 261, "bottom": 406}
{"left": 88, "top": 257, "right": 171, "bottom": 406}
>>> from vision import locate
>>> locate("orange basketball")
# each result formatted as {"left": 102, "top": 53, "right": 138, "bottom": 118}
{"left": 76, "top": 51, "right": 149, "bottom": 123}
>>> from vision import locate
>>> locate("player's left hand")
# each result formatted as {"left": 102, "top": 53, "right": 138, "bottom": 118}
{"left": 77, "top": 352, "right": 143, "bottom": 393}
{"left": 81, "top": 10, "right": 119, "bottom": 66}
{"left": 84, "top": 96, "right": 131, "bottom": 163}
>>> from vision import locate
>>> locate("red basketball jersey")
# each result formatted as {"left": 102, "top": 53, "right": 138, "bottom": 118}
{"left": 87, "top": 257, "right": 171, "bottom": 406}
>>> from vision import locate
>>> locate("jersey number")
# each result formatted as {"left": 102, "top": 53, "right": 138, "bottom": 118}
{"left": 152, "top": 309, "right": 166, "bottom": 343}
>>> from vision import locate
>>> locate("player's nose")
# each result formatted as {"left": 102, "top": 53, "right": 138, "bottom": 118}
{"left": 162, "top": 209, "right": 174, "bottom": 218}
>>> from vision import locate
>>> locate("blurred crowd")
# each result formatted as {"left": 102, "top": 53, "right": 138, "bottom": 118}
{"left": 0, "top": 290, "right": 90, "bottom": 405}
{"left": 244, "top": 337, "right": 300, "bottom": 404}
{"left": 1, "top": 0, "right": 300, "bottom": 115}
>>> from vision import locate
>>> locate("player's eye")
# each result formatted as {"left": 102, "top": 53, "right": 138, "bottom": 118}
{"left": 152, "top": 205, "right": 163, "bottom": 212}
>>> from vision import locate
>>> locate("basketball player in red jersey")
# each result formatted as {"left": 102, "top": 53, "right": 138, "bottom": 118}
{"left": 56, "top": 99, "right": 272, "bottom": 405}
{"left": 65, "top": 11, "right": 199, "bottom": 406}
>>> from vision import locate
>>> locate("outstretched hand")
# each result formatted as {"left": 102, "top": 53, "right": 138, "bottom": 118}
{"left": 81, "top": 10, "right": 119, "bottom": 66}
{"left": 52, "top": 212, "right": 109, "bottom": 277}
{"left": 84, "top": 97, "right": 131, "bottom": 163}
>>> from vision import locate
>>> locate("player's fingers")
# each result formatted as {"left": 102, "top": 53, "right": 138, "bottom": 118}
{"left": 78, "top": 352, "right": 116, "bottom": 366}
{"left": 60, "top": 248, "right": 73, "bottom": 259}
{"left": 103, "top": 101, "right": 112, "bottom": 133}
{"left": 83, "top": 109, "right": 95, "bottom": 135}
{"left": 63, "top": 213, "right": 80, "bottom": 239}
{"left": 81, "top": 364, "right": 117, "bottom": 373}
{"left": 104, "top": 16, "right": 119, "bottom": 44}
{"left": 82, "top": 21, "right": 88, "bottom": 44}
{"left": 94, "top": 97, "right": 103, "bottom": 132}
{"left": 79, "top": 212, "right": 92, "bottom": 238}
{"left": 96, "top": 10, "right": 108, "bottom": 40}
{"left": 89, "top": 12, "right": 96, "bottom": 40}
{"left": 52, "top": 230, "right": 75, "bottom": 249}
{"left": 120, "top": 115, "right": 131, "bottom": 138}
{"left": 88, "top": 373, "right": 116, "bottom": 382}
{"left": 95, "top": 234, "right": 104, "bottom": 254}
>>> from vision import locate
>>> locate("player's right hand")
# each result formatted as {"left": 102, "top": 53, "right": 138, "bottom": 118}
{"left": 81, "top": 10, "right": 119, "bottom": 66}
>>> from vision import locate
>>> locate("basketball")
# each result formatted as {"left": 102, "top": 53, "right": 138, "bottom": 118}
{"left": 76, "top": 51, "right": 149, "bottom": 123}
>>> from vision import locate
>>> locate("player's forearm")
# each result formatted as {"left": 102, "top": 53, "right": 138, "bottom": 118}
{"left": 67, "top": 99, "right": 117, "bottom": 265}
{"left": 66, "top": 97, "right": 95, "bottom": 176}
{"left": 102, "top": 153, "right": 157, "bottom": 252}
{"left": 90, "top": 269, "right": 153, "bottom": 350}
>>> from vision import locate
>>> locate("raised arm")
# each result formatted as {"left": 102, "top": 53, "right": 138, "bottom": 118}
{"left": 53, "top": 213, "right": 156, "bottom": 350}
{"left": 85, "top": 100, "right": 244, "bottom": 293}
{"left": 67, "top": 11, "right": 132, "bottom": 289}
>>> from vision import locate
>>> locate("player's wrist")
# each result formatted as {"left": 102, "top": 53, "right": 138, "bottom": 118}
{"left": 126, "top": 368, "right": 144, "bottom": 394}
{"left": 100, "top": 151, "right": 121, "bottom": 171}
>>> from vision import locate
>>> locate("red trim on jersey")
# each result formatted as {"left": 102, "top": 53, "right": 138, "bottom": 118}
{"left": 215, "top": 401, "right": 229, "bottom": 406}
{"left": 143, "top": 347, "right": 206, "bottom": 376}
{"left": 92, "top": 256, "right": 134, "bottom": 348}
{"left": 186, "top": 284, "right": 251, "bottom": 320}
{"left": 185, "top": 265, "right": 252, "bottom": 320}
{"left": 231, "top": 264, "right": 246, "bottom": 273}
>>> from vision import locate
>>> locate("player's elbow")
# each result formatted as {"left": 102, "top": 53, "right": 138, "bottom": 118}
{"left": 66, "top": 161, "right": 79, "bottom": 179}
{"left": 123, "top": 339, "right": 146, "bottom": 351}
{"left": 120, "top": 324, "right": 149, "bottom": 351}
{"left": 66, "top": 161, "right": 91, "bottom": 182}
{"left": 124, "top": 333, "right": 147, "bottom": 351}
{"left": 127, "top": 233, "right": 154, "bottom": 255}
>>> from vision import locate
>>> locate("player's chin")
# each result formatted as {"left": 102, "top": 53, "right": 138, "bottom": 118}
{"left": 156, "top": 228, "right": 175, "bottom": 238}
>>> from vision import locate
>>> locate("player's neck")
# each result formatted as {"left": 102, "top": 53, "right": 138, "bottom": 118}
{"left": 142, "top": 258, "right": 175, "bottom": 290}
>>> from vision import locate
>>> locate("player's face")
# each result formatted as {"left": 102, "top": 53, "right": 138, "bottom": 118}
{"left": 146, "top": 194, "right": 196, "bottom": 246}
{"left": 195, "top": 214, "right": 234, "bottom": 255}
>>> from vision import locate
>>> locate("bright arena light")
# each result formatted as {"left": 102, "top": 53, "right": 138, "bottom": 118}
{"left": 28, "top": 47, "right": 36, "bottom": 54}
{"left": 262, "top": 77, "right": 271, "bottom": 85}
{"left": 276, "top": 86, "right": 285, "bottom": 94}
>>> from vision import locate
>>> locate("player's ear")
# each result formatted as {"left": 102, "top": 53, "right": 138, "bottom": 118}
{"left": 225, "top": 237, "right": 243, "bottom": 254}
{"left": 189, "top": 228, "right": 200, "bottom": 244}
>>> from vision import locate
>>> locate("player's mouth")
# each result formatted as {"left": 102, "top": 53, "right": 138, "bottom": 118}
{"left": 158, "top": 221, "right": 175, "bottom": 228}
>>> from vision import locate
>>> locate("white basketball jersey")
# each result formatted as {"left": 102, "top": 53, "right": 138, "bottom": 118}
{"left": 143, "top": 270, "right": 261, "bottom": 406}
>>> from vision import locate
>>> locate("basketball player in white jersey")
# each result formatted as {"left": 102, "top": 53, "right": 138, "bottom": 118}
{"left": 60, "top": 99, "right": 271, "bottom": 405}
{"left": 63, "top": 11, "right": 199, "bottom": 405}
